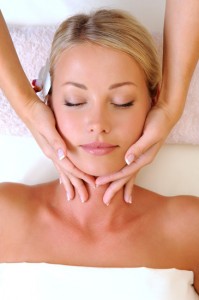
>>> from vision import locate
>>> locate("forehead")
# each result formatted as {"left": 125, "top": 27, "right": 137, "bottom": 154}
{"left": 52, "top": 42, "right": 146, "bottom": 88}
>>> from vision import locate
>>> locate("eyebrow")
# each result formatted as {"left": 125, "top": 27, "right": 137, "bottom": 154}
{"left": 62, "top": 81, "right": 137, "bottom": 90}
{"left": 62, "top": 82, "right": 87, "bottom": 90}
{"left": 109, "top": 81, "right": 137, "bottom": 89}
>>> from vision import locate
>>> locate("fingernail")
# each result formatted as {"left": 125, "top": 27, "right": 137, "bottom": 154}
{"left": 57, "top": 149, "right": 65, "bottom": 161}
{"left": 103, "top": 199, "right": 110, "bottom": 206}
{"left": 125, "top": 195, "right": 133, "bottom": 204}
{"left": 59, "top": 177, "right": 62, "bottom": 184}
{"left": 66, "top": 192, "right": 72, "bottom": 201}
{"left": 125, "top": 154, "right": 134, "bottom": 165}
{"left": 81, "top": 197, "right": 86, "bottom": 203}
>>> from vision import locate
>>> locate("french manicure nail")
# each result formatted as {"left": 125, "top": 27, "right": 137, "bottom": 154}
{"left": 66, "top": 192, "right": 71, "bottom": 201}
{"left": 57, "top": 149, "right": 65, "bottom": 161}
{"left": 104, "top": 200, "right": 110, "bottom": 206}
{"left": 125, "top": 154, "right": 134, "bottom": 165}
{"left": 125, "top": 195, "right": 133, "bottom": 204}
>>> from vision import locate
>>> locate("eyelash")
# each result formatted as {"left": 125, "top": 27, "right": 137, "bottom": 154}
{"left": 64, "top": 101, "right": 83, "bottom": 107}
{"left": 115, "top": 101, "right": 134, "bottom": 108}
{"left": 64, "top": 100, "right": 134, "bottom": 108}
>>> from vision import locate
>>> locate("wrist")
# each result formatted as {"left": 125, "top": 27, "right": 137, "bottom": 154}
{"left": 11, "top": 87, "right": 42, "bottom": 125}
{"left": 157, "top": 81, "right": 187, "bottom": 124}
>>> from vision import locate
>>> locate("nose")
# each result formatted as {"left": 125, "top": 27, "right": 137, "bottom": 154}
{"left": 86, "top": 106, "right": 111, "bottom": 134}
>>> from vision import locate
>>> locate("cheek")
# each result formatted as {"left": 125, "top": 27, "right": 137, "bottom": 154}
{"left": 122, "top": 106, "right": 149, "bottom": 146}
{"left": 54, "top": 110, "right": 80, "bottom": 145}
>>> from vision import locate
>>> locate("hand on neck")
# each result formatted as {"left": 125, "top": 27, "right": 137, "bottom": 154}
{"left": 56, "top": 181, "right": 136, "bottom": 232}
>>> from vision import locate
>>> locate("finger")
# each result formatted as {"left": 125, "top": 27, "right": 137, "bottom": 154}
{"left": 28, "top": 103, "right": 94, "bottom": 185}
{"left": 55, "top": 161, "right": 90, "bottom": 203}
{"left": 59, "top": 171, "right": 89, "bottom": 203}
{"left": 125, "top": 132, "right": 159, "bottom": 165}
{"left": 58, "top": 166, "right": 89, "bottom": 203}
{"left": 52, "top": 146, "right": 95, "bottom": 186}
{"left": 54, "top": 163, "right": 75, "bottom": 201}
{"left": 56, "top": 157, "right": 95, "bottom": 187}
{"left": 60, "top": 173, "right": 75, "bottom": 201}
{"left": 96, "top": 142, "right": 161, "bottom": 185}
{"left": 31, "top": 121, "right": 68, "bottom": 161}
{"left": 68, "top": 175, "right": 89, "bottom": 203}
{"left": 102, "top": 177, "right": 131, "bottom": 206}
{"left": 31, "top": 117, "right": 95, "bottom": 186}
{"left": 49, "top": 131, "right": 68, "bottom": 161}
{"left": 123, "top": 176, "right": 136, "bottom": 204}
{"left": 97, "top": 164, "right": 133, "bottom": 186}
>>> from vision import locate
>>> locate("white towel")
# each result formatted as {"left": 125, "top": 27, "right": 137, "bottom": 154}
{"left": 0, "top": 263, "right": 198, "bottom": 300}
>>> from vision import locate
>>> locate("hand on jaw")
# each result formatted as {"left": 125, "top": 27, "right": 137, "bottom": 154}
{"left": 58, "top": 98, "right": 178, "bottom": 207}
{"left": 58, "top": 148, "right": 136, "bottom": 207}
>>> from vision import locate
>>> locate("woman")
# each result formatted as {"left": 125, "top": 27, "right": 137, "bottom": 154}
{"left": 0, "top": 0, "right": 199, "bottom": 204}
{"left": 0, "top": 9, "right": 199, "bottom": 299}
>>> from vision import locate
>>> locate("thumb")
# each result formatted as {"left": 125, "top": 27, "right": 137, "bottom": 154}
{"left": 36, "top": 124, "right": 68, "bottom": 161}
{"left": 125, "top": 133, "right": 156, "bottom": 165}
{"left": 49, "top": 128, "right": 68, "bottom": 161}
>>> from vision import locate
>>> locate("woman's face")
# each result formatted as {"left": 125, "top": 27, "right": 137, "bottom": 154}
{"left": 51, "top": 42, "right": 151, "bottom": 176}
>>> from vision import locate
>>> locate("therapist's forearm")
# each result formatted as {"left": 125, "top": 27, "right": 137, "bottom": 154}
{"left": 0, "top": 11, "right": 37, "bottom": 119}
{"left": 160, "top": 0, "right": 199, "bottom": 121}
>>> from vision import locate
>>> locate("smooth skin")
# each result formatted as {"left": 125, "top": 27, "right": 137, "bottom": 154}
{"left": 0, "top": 0, "right": 199, "bottom": 203}
{"left": 50, "top": 44, "right": 151, "bottom": 180}
{"left": 0, "top": 43, "right": 199, "bottom": 294}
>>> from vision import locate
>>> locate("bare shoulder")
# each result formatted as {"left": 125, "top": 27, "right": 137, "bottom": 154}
{"left": 162, "top": 194, "right": 199, "bottom": 238}
{"left": 0, "top": 182, "right": 44, "bottom": 226}
{"left": 0, "top": 182, "right": 43, "bottom": 261}
{"left": 0, "top": 182, "right": 33, "bottom": 220}
{"left": 0, "top": 183, "right": 30, "bottom": 240}
{"left": 0, "top": 181, "right": 54, "bottom": 221}
{"left": 0, "top": 182, "right": 31, "bottom": 206}
{"left": 172, "top": 196, "right": 199, "bottom": 295}
{"left": 0, "top": 182, "right": 28, "bottom": 194}
{"left": 164, "top": 194, "right": 199, "bottom": 267}
{"left": 166, "top": 194, "right": 199, "bottom": 227}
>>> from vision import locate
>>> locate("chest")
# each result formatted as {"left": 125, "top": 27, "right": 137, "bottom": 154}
{"left": 0, "top": 214, "right": 186, "bottom": 270}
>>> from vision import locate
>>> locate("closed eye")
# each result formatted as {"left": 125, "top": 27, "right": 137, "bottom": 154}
{"left": 64, "top": 101, "right": 86, "bottom": 107}
{"left": 64, "top": 100, "right": 134, "bottom": 107}
{"left": 113, "top": 100, "right": 134, "bottom": 108}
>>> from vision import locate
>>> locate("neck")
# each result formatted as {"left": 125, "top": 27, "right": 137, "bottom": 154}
{"left": 53, "top": 181, "right": 142, "bottom": 231}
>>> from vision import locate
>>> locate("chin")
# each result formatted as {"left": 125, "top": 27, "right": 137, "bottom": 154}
{"left": 80, "top": 161, "right": 125, "bottom": 177}
{"left": 67, "top": 152, "right": 126, "bottom": 177}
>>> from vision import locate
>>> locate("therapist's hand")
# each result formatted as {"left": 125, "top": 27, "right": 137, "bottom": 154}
{"left": 96, "top": 102, "right": 178, "bottom": 205}
{"left": 25, "top": 98, "right": 95, "bottom": 202}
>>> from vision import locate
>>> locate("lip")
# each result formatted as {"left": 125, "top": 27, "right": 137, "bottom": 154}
{"left": 80, "top": 142, "right": 118, "bottom": 156}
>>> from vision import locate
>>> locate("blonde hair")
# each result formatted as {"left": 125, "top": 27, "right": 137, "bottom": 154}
{"left": 49, "top": 9, "right": 161, "bottom": 98}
